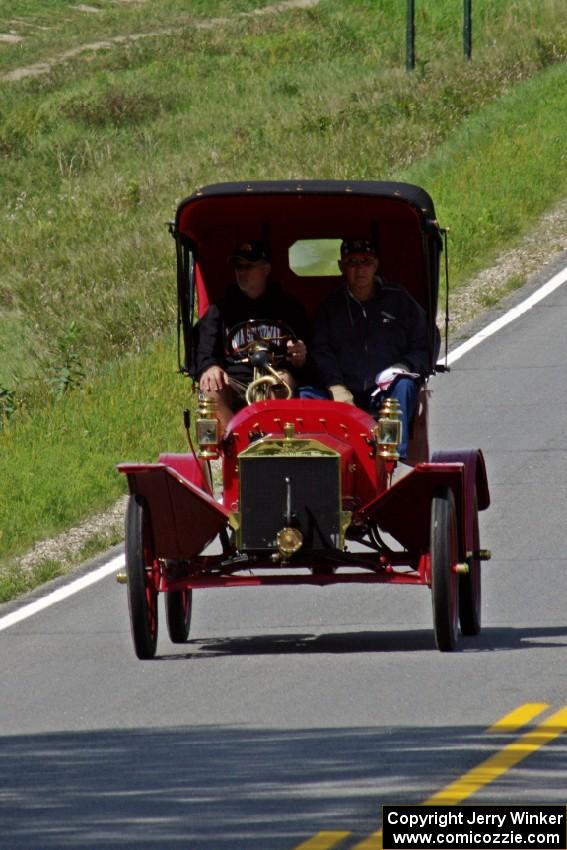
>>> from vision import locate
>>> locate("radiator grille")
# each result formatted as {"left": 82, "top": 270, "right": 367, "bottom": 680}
{"left": 239, "top": 455, "right": 341, "bottom": 552}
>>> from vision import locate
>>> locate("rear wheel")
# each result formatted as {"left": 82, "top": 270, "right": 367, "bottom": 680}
{"left": 459, "top": 493, "right": 481, "bottom": 635}
{"left": 125, "top": 495, "right": 158, "bottom": 659}
{"left": 430, "top": 487, "right": 459, "bottom": 651}
{"left": 166, "top": 589, "right": 192, "bottom": 643}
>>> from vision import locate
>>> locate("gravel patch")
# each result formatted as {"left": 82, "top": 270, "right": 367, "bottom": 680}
{"left": 17, "top": 496, "right": 128, "bottom": 572}
{"left": 448, "top": 196, "right": 567, "bottom": 335}
{"left": 0, "top": 33, "right": 24, "bottom": 43}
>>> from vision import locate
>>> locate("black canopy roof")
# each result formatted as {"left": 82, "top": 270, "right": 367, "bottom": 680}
{"left": 174, "top": 180, "right": 443, "bottom": 369}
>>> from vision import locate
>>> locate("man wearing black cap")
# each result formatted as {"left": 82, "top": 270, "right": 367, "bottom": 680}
{"left": 311, "top": 237, "right": 431, "bottom": 459}
{"left": 194, "top": 240, "right": 309, "bottom": 429}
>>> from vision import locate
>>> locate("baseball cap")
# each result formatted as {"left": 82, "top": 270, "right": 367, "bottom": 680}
{"left": 229, "top": 240, "right": 271, "bottom": 263}
{"left": 340, "top": 237, "right": 378, "bottom": 258}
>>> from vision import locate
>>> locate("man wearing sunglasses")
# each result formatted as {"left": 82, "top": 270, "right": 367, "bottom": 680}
{"left": 311, "top": 237, "right": 431, "bottom": 459}
{"left": 194, "top": 240, "right": 309, "bottom": 430}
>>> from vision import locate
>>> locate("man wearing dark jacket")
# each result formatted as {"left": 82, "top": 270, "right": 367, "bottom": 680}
{"left": 194, "top": 240, "right": 308, "bottom": 429}
{"left": 311, "top": 238, "right": 432, "bottom": 458}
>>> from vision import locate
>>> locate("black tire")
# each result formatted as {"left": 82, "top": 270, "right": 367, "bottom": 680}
{"left": 431, "top": 487, "right": 459, "bottom": 652}
{"left": 459, "top": 493, "right": 481, "bottom": 635}
{"left": 166, "top": 589, "right": 193, "bottom": 643}
{"left": 125, "top": 495, "right": 158, "bottom": 659}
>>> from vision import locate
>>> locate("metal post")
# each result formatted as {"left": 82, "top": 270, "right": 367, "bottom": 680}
{"left": 464, "top": 0, "right": 472, "bottom": 60}
{"left": 406, "top": 0, "right": 415, "bottom": 71}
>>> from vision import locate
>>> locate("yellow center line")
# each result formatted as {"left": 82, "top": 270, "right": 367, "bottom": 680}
{"left": 487, "top": 702, "right": 549, "bottom": 734}
{"left": 293, "top": 704, "right": 567, "bottom": 850}
{"left": 293, "top": 831, "right": 351, "bottom": 849}
{"left": 350, "top": 829, "right": 383, "bottom": 849}
{"left": 425, "top": 704, "right": 567, "bottom": 805}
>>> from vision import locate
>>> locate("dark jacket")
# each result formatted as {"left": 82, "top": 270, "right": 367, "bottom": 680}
{"left": 192, "top": 282, "right": 309, "bottom": 384}
{"left": 311, "top": 278, "right": 433, "bottom": 393}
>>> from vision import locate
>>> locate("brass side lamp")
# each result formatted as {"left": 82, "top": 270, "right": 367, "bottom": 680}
{"left": 195, "top": 395, "right": 221, "bottom": 459}
{"left": 374, "top": 397, "right": 402, "bottom": 462}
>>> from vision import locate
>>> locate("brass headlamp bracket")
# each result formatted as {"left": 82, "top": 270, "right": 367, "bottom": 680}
{"left": 245, "top": 365, "right": 292, "bottom": 405}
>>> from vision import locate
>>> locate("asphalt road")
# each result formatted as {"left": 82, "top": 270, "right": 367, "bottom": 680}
{"left": 2, "top": 259, "right": 567, "bottom": 849}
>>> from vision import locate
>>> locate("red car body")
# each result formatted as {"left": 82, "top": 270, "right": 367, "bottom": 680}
{"left": 118, "top": 180, "right": 490, "bottom": 658}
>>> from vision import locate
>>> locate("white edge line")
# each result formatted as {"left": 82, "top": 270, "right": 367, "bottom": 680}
{"left": 0, "top": 554, "right": 124, "bottom": 632}
{"left": 447, "top": 262, "right": 567, "bottom": 365}
{"left": 2, "top": 259, "right": 567, "bottom": 633}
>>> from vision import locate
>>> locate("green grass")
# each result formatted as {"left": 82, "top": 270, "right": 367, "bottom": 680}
{"left": 0, "top": 560, "right": 65, "bottom": 604}
{"left": 2, "top": 0, "right": 567, "bottom": 394}
{"left": 1, "top": 0, "right": 567, "bottom": 595}
{"left": 0, "top": 528, "right": 124, "bottom": 603}
{"left": 0, "top": 335, "right": 189, "bottom": 561}
{"left": 0, "top": 0, "right": 266, "bottom": 71}
{"left": 407, "top": 62, "right": 567, "bottom": 287}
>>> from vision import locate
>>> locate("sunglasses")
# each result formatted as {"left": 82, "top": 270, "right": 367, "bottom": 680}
{"left": 234, "top": 261, "right": 259, "bottom": 270}
{"left": 343, "top": 257, "right": 376, "bottom": 267}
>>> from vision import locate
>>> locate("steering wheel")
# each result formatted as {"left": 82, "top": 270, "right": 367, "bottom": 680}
{"left": 225, "top": 318, "right": 298, "bottom": 365}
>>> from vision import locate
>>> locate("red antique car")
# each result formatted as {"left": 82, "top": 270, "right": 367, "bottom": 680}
{"left": 118, "top": 180, "right": 490, "bottom": 658}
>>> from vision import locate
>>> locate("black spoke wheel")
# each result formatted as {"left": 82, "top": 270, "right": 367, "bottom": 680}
{"left": 459, "top": 493, "right": 481, "bottom": 635}
{"left": 125, "top": 495, "right": 158, "bottom": 659}
{"left": 166, "top": 589, "right": 193, "bottom": 643}
{"left": 430, "top": 487, "right": 459, "bottom": 652}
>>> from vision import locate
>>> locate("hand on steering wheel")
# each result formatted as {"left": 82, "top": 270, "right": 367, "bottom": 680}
{"left": 285, "top": 338, "right": 307, "bottom": 368}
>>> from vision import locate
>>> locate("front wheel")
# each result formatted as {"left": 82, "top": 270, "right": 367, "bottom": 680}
{"left": 459, "top": 493, "right": 481, "bottom": 635}
{"left": 125, "top": 495, "right": 158, "bottom": 659}
{"left": 430, "top": 487, "right": 459, "bottom": 652}
{"left": 166, "top": 589, "right": 193, "bottom": 643}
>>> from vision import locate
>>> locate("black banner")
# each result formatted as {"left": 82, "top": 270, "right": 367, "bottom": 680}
{"left": 382, "top": 805, "right": 567, "bottom": 849}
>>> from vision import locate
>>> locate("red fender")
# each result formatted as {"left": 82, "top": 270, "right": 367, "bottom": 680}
{"left": 118, "top": 460, "right": 229, "bottom": 560}
{"left": 359, "top": 463, "right": 465, "bottom": 556}
{"left": 157, "top": 452, "right": 213, "bottom": 496}
{"left": 430, "top": 448, "right": 490, "bottom": 556}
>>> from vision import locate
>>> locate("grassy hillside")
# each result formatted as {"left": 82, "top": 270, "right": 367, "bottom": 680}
{"left": 1, "top": 0, "right": 567, "bottom": 593}
{"left": 2, "top": 0, "right": 567, "bottom": 392}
